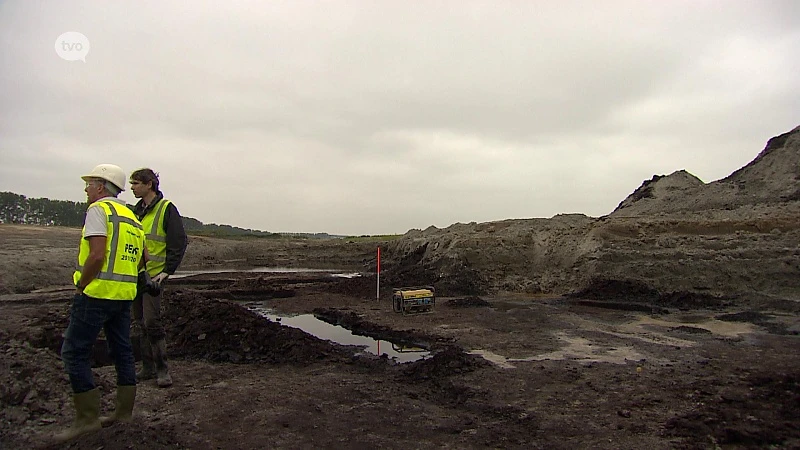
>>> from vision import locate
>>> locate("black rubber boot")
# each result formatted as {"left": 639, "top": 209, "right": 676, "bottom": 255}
{"left": 153, "top": 339, "right": 173, "bottom": 388}
{"left": 136, "top": 337, "right": 156, "bottom": 381}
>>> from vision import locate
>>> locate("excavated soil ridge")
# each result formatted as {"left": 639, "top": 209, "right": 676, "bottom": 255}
{"left": 164, "top": 292, "right": 353, "bottom": 364}
{"left": 568, "top": 279, "right": 735, "bottom": 310}
{"left": 444, "top": 296, "right": 492, "bottom": 308}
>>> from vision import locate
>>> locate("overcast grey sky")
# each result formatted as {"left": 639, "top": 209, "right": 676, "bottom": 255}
{"left": 1, "top": 1, "right": 798, "bottom": 235}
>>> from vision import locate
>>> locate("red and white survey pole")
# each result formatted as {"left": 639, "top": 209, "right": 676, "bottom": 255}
{"left": 376, "top": 247, "right": 381, "bottom": 300}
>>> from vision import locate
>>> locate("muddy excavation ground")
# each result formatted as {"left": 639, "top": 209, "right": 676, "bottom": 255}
{"left": 1, "top": 228, "right": 799, "bottom": 449}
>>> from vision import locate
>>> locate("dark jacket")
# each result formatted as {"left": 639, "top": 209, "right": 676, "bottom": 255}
{"left": 132, "top": 192, "right": 188, "bottom": 275}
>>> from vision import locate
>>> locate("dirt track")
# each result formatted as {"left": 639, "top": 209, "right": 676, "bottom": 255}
{"left": 1, "top": 225, "right": 799, "bottom": 449}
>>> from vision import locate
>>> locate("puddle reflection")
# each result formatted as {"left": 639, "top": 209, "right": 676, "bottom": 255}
{"left": 244, "top": 303, "right": 430, "bottom": 363}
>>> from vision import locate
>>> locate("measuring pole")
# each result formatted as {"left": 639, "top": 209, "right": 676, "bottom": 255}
{"left": 376, "top": 246, "right": 381, "bottom": 300}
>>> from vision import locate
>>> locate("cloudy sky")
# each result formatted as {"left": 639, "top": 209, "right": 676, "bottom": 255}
{"left": 1, "top": 1, "right": 798, "bottom": 235}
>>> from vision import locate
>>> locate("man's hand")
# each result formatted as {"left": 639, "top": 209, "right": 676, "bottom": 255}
{"left": 78, "top": 236, "right": 106, "bottom": 292}
{"left": 152, "top": 272, "right": 169, "bottom": 286}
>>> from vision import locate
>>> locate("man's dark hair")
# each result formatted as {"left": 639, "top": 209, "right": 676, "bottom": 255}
{"left": 131, "top": 168, "right": 160, "bottom": 193}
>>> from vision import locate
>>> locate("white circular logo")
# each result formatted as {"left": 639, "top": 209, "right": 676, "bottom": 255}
{"left": 55, "top": 32, "right": 90, "bottom": 62}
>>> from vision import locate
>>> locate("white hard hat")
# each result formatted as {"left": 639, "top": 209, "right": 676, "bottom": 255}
{"left": 82, "top": 164, "right": 126, "bottom": 191}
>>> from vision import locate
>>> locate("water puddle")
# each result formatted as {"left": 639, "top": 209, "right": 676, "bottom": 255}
{"left": 244, "top": 303, "right": 430, "bottom": 363}
{"left": 471, "top": 313, "right": 759, "bottom": 369}
{"left": 468, "top": 350, "right": 517, "bottom": 369}
{"left": 172, "top": 267, "right": 360, "bottom": 279}
{"left": 470, "top": 332, "right": 644, "bottom": 369}
{"left": 629, "top": 316, "right": 756, "bottom": 337}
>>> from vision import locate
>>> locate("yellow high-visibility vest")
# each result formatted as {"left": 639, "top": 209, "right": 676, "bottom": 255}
{"left": 140, "top": 198, "right": 171, "bottom": 276}
{"left": 73, "top": 200, "right": 144, "bottom": 300}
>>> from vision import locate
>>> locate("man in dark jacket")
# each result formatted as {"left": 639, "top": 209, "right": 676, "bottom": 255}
{"left": 129, "top": 168, "right": 188, "bottom": 388}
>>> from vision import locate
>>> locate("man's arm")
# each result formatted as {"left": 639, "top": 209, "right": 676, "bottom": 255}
{"left": 76, "top": 236, "right": 106, "bottom": 292}
{"left": 140, "top": 246, "right": 149, "bottom": 271}
{"left": 162, "top": 203, "right": 188, "bottom": 275}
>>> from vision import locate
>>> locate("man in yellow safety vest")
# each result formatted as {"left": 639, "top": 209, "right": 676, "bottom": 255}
{"left": 129, "top": 168, "right": 188, "bottom": 388}
{"left": 55, "top": 164, "right": 145, "bottom": 443}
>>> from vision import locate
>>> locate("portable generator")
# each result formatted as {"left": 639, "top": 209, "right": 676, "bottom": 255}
{"left": 391, "top": 286, "right": 435, "bottom": 314}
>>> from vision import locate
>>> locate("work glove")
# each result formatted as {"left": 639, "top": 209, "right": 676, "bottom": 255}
{"left": 152, "top": 272, "right": 169, "bottom": 286}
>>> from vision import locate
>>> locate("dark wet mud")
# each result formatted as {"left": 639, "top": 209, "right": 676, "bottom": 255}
{"left": 3, "top": 271, "right": 800, "bottom": 450}
{"left": 443, "top": 296, "right": 492, "bottom": 308}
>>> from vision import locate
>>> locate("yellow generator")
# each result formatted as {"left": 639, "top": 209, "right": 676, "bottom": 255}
{"left": 392, "top": 286, "right": 435, "bottom": 314}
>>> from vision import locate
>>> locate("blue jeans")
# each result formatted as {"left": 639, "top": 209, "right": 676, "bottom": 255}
{"left": 61, "top": 293, "right": 136, "bottom": 393}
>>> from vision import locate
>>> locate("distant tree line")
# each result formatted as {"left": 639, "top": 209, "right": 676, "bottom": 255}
{"left": 181, "top": 216, "right": 279, "bottom": 238}
{"left": 0, "top": 192, "right": 86, "bottom": 226}
{"left": 0, "top": 191, "right": 339, "bottom": 239}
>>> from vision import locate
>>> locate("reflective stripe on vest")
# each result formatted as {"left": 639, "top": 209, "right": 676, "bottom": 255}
{"left": 141, "top": 199, "right": 170, "bottom": 276}
{"left": 73, "top": 200, "right": 144, "bottom": 300}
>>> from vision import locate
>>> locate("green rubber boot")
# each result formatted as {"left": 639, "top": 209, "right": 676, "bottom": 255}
{"left": 53, "top": 388, "right": 102, "bottom": 444}
{"left": 100, "top": 385, "right": 136, "bottom": 426}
